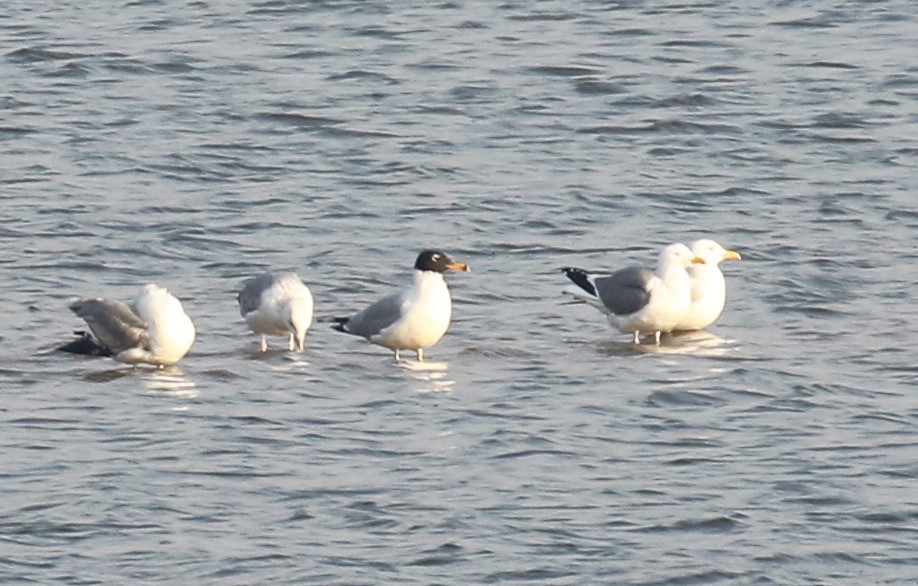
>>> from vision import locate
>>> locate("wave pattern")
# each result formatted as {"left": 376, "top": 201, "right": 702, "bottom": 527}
{"left": 2, "top": 0, "right": 918, "bottom": 583}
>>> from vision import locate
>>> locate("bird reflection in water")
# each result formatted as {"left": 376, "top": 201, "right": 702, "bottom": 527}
{"left": 595, "top": 330, "right": 735, "bottom": 357}
{"left": 398, "top": 360, "right": 455, "bottom": 393}
{"left": 143, "top": 368, "right": 197, "bottom": 399}
{"left": 78, "top": 365, "right": 197, "bottom": 399}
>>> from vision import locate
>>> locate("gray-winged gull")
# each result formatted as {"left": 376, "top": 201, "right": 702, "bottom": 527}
{"left": 237, "top": 271, "right": 314, "bottom": 352}
{"left": 58, "top": 283, "right": 196, "bottom": 366}
{"left": 562, "top": 243, "right": 703, "bottom": 344}
{"left": 332, "top": 250, "right": 470, "bottom": 361}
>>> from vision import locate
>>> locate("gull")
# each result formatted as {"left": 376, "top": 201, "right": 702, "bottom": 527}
{"left": 562, "top": 243, "right": 703, "bottom": 344}
{"left": 332, "top": 250, "right": 469, "bottom": 361}
{"left": 58, "top": 283, "right": 195, "bottom": 366}
{"left": 237, "top": 272, "right": 315, "bottom": 352}
{"left": 675, "top": 239, "right": 741, "bottom": 331}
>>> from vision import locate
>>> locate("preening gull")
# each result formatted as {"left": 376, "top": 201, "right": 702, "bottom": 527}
{"left": 332, "top": 250, "right": 470, "bottom": 361}
{"left": 675, "top": 239, "right": 741, "bottom": 331}
{"left": 237, "top": 271, "right": 314, "bottom": 352}
{"left": 58, "top": 283, "right": 195, "bottom": 366}
{"left": 562, "top": 243, "right": 703, "bottom": 344}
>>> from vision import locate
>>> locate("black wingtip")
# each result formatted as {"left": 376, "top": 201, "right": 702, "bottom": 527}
{"left": 56, "top": 331, "right": 113, "bottom": 357}
{"left": 561, "top": 267, "right": 597, "bottom": 297}
{"left": 330, "top": 317, "right": 349, "bottom": 333}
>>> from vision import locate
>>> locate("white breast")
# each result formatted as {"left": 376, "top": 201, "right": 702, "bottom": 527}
{"left": 376, "top": 271, "right": 452, "bottom": 351}
{"left": 677, "top": 264, "right": 727, "bottom": 331}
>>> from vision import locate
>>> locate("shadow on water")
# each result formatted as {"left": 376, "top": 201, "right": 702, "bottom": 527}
{"left": 79, "top": 366, "right": 144, "bottom": 383}
{"left": 78, "top": 363, "right": 196, "bottom": 398}
{"left": 69, "top": 360, "right": 197, "bottom": 399}
{"left": 229, "top": 346, "right": 314, "bottom": 378}
{"left": 243, "top": 348, "right": 291, "bottom": 361}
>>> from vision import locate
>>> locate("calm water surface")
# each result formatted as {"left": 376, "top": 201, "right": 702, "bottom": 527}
{"left": 2, "top": 1, "right": 918, "bottom": 584}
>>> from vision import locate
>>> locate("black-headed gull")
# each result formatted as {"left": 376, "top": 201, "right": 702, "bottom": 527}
{"left": 332, "top": 250, "right": 469, "bottom": 361}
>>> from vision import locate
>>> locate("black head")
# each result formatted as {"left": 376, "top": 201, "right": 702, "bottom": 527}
{"left": 414, "top": 250, "right": 470, "bottom": 273}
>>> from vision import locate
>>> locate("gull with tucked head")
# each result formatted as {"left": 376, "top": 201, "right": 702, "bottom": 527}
{"left": 237, "top": 271, "right": 314, "bottom": 352}
{"left": 57, "top": 283, "right": 196, "bottom": 367}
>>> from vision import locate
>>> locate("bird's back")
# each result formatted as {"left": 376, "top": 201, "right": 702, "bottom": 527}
{"left": 594, "top": 266, "right": 655, "bottom": 316}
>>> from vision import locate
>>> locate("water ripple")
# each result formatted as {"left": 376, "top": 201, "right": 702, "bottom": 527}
{"left": 2, "top": 0, "right": 917, "bottom": 583}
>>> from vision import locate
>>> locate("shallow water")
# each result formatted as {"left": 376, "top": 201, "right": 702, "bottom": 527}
{"left": 2, "top": 1, "right": 918, "bottom": 583}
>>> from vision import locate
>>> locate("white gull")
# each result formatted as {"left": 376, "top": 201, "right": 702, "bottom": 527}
{"left": 237, "top": 272, "right": 315, "bottom": 352}
{"left": 59, "top": 283, "right": 195, "bottom": 366}
{"left": 675, "top": 239, "right": 741, "bottom": 332}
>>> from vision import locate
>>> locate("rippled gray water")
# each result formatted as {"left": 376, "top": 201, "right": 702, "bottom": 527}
{"left": 3, "top": 1, "right": 918, "bottom": 583}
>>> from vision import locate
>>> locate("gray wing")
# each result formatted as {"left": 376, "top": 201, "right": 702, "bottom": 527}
{"left": 594, "top": 266, "right": 654, "bottom": 316}
{"left": 69, "top": 298, "right": 149, "bottom": 354}
{"left": 340, "top": 292, "right": 406, "bottom": 338}
{"left": 237, "top": 273, "right": 276, "bottom": 316}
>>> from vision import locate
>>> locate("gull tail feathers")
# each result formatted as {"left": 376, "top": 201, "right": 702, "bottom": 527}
{"left": 561, "top": 268, "right": 607, "bottom": 311}
{"left": 561, "top": 267, "right": 597, "bottom": 296}
{"left": 562, "top": 285, "right": 607, "bottom": 311}
{"left": 56, "top": 331, "right": 113, "bottom": 357}
{"left": 331, "top": 317, "right": 351, "bottom": 334}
